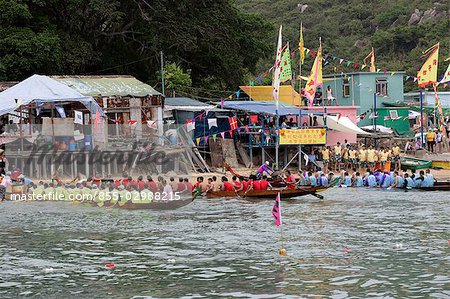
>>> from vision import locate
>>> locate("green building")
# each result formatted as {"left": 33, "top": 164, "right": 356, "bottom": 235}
{"left": 323, "top": 72, "right": 405, "bottom": 127}
{"left": 373, "top": 107, "right": 411, "bottom": 134}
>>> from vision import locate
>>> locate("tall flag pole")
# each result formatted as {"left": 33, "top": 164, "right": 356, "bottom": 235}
{"left": 363, "top": 47, "right": 376, "bottom": 72}
{"left": 303, "top": 38, "right": 323, "bottom": 107}
{"left": 298, "top": 22, "right": 304, "bottom": 170}
{"left": 272, "top": 192, "right": 286, "bottom": 256}
{"left": 417, "top": 42, "right": 440, "bottom": 148}
{"left": 273, "top": 25, "right": 283, "bottom": 169}
{"left": 436, "top": 56, "right": 449, "bottom": 150}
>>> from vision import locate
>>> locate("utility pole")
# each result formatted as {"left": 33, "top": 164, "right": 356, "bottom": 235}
{"left": 160, "top": 51, "right": 165, "bottom": 96}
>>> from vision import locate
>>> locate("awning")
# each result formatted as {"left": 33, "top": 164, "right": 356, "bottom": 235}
{"left": 222, "top": 101, "right": 321, "bottom": 116}
{"left": 165, "top": 97, "right": 213, "bottom": 111}
{"left": 240, "top": 85, "right": 302, "bottom": 106}
{"left": 0, "top": 75, "right": 104, "bottom": 116}
{"left": 361, "top": 125, "right": 393, "bottom": 134}
{"left": 318, "top": 114, "right": 371, "bottom": 135}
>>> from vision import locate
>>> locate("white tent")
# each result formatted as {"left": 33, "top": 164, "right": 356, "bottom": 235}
{"left": 318, "top": 114, "right": 371, "bottom": 135}
{"left": 361, "top": 125, "right": 393, "bottom": 134}
{"left": 0, "top": 74, "right": 104, "bottom": 116}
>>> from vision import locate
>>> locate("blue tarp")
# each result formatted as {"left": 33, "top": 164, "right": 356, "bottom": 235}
{"left": 222, "top": 101, "right": 322, "bottom": 116}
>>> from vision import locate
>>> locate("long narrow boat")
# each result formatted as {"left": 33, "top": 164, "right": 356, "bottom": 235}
{"left": 224, "top": 163, "right": 286, "bottom": 187}
{"left": 206, "top": 185, "right": 331, "bottom": 199}
{"left": 416, "top": 181, "right": 450, "bottom": 191}
{"left": 400, "top": 156, "right": 432, "bottom": 170}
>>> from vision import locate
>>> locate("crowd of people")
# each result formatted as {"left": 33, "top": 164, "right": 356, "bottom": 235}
{"left": 309, "top": 141, "right": 402, "bottom": 173}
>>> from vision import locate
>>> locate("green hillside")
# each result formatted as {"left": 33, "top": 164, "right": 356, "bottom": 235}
{"left": 236, "top": 0, "right": 450, "bottom": 92}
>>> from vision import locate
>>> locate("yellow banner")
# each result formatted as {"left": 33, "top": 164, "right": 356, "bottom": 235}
{"left": 279, "top": 128, "right": 326, "bottom": 145}
{"left": 417, "top": 43, "right": 439, "bottom": 87}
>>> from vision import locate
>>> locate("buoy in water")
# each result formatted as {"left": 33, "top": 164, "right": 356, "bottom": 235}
{"left": 105, "top": 263, "right": 115, "bottom": 269}
{"left": 279, "top": 247, "right": 286, "bottom": 256}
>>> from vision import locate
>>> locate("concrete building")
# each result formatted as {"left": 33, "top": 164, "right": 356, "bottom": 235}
{"left": 323, "top": 72, "right": 405, "bottom": 126}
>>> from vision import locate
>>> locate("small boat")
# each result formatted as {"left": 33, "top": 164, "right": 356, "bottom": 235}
{"left": 400, "top": 156, "right": 432, "bottom": 170}
{"left": 206, "top": 185, "right": 333, "bottom": 199}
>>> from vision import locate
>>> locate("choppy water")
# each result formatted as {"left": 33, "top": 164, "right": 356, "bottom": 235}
{"left": 0, "top": 188, "right": 449, "bottom": 298}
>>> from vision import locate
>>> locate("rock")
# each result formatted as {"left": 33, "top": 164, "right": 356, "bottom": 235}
{"left": 353, "top": 39, "right": 367, "bottom": 48}
{"left": 420, "top": 8, "right": 437, "bottom": 23}
{"left": 408, "top": 9, "right": 422, "bottom": 25}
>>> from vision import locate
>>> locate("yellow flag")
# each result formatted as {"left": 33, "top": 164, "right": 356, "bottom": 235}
{"left": 299, "top": 23, "right": 305, "bottom": 64}
{"left": 417, "top": 43, "right": 439, "bottom": 88}
{"left": 304, "top": 44, "right": 322, "bottom": 106}
{"left": 438, "top": 61, "right": 450, "bottom": 85}
{"left": 196, "top": 137, "right": 200, "bottom": 145}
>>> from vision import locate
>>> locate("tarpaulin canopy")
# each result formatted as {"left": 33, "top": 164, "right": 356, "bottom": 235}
{"left": 240, "top": 85, "right": 302, "bottom": 106}
{"left": 318, "top": 114, "right": 371, "bottom": 135}
{"left": 0, "top": 75, "right": 104, "bottom": 116}
{"left": 223, "top": 101, "right": 321, "bottom": 116}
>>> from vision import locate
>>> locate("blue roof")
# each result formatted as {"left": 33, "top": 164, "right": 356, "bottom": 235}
{"left": 222, "top": 101, "right": 321, "bottom": 116}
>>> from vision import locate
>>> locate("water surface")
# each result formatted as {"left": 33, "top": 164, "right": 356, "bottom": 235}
{"left": 0, "top": 188, "right": 449, "bottom": 298}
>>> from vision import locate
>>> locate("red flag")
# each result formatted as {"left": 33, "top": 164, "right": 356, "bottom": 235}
{"left": 249, "top": 115, "right": 258, "bottom": 124}
{"left": 272, "top": 193, "right": 282, "bottom": 226}
{"left": 228, "top": 117, "right": 238, "bottom": 130}
{"left": 128, "top": 120, "right": 137, "bottom": 126}
{"left": 229, "top": 130, "right": 233, "bottom": 138}
{"left": 94, "top": 110, "right": 100, "bottom": 129}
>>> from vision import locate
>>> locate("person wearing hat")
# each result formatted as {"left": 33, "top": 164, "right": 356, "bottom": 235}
{"left": 256, "top": 161, "right": 273, "bottom": 179}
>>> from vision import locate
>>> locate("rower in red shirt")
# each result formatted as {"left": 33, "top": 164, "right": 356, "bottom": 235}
{"left": 137, "top": 176, "right": 145, "bottom": 190}
{"left": 260, "top": 175, "right": 272, "bottom": 190}
{"left": 232, "top": 176, "right": 243, "bottom": 191}
{"left": 222, "top": 176, "right": 234, "bottom": 191}
{"left": 285, "top": 170, "right": 296, "bottom": 190}
{"left": 253, "top": 179, "right": 261, "bottom": 191}
{"left": 177, "top": 178, "right": 187, "bottom": 193}
{"left": 184, "top": 178, "right": 194, "bottom": 192}
{"left": 147, "top": 176, "right": 158, "bottom": 192}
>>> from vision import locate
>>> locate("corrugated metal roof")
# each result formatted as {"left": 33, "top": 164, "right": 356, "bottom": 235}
{"left": 53, "top": 75, "right": 161, "bottom": 97}
{"left": 165, "top": 97, "right": 209, "bottom": 106}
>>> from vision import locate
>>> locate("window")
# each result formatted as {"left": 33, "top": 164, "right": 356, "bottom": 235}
{"left": 389, "top": 110, "right": 398, "bottom": 119}
{"left": 342, "top": 78, "right": 350, "bottom": 97}
{"left": 376, "top": 78, "right": 388, "bottom": 96}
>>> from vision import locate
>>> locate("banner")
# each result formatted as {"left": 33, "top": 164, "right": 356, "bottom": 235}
{"left": 304, "top": 45, "right": 323, "bottom": 106}
{"left": 279, "top": 43, "right": 292, "bottom": 82}
{"left": 279, "top": 128, "right": 326, "bottom": 145}
{"left": 299, "top": 23, "right": 305, "bottom": 65}
{"left": 74, "top": 110, "right": 83, "bottom": 124}
{"left": 417, "top": 43, "right": 439, "bottom": 88}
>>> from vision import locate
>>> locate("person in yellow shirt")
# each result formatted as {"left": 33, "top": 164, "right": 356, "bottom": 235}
{"left": 426, "top": 129, "right": 436, "bottom": 153}
{"left": 379, "top": 147, "right": 389, "bottom": 167}
{"left": 349, "top": 146, "right": 358, "bottom": 170}
{"left": 359, "top": 146, "right": 367, "bottom": 170}
{"left": 366, "top": 145, "right": 376, "bottom": 171}
{"left": 342, "top": 144, "right": 350, "bottom": 170}
{"left": 391, "top": 143, "right": 401, "bottom": 171}
{"left": 333, "top": 142, "right": 342, "bottom": 171}
{"left": 321, "top": 146, "right": 330, "bottom": 173}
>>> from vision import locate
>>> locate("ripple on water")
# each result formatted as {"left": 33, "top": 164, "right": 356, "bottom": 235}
{"left": 0, "top": 189, "right": 449, "bottom": 298}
